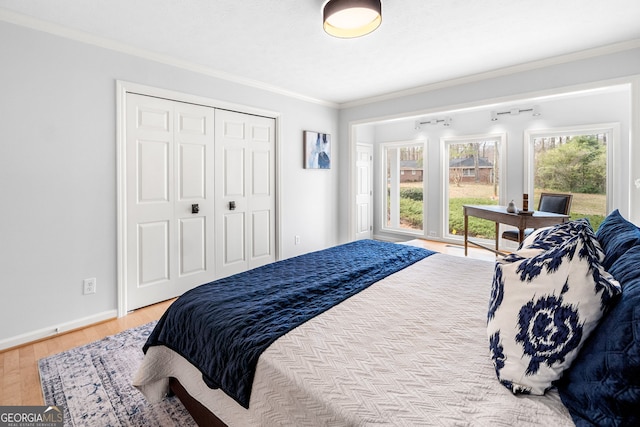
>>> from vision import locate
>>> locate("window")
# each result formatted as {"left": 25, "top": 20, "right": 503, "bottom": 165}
{"left": 526, "top": 126, "right": 613, "bottom": 230}
{"left": 382, "top": 142, "right": 425, "bottom": 233}
{"left": 443, "top": 134, "right": 505, "bottom": 239}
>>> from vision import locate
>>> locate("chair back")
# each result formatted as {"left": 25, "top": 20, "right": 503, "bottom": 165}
{"left": 538, "top": 192, "right": 573, "bottom": 215}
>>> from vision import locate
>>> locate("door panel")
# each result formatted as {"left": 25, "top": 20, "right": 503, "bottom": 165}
{"left": 137, "top": 106, "right": 170, "bottom": 132}
{"left": 247, "top": 121, "right": 275, "bottom": 268}
{"left": 224, "top": 148, "right": 245, "bottom": 197}
{"left": 252, "top": 150, "right": 271, "bottom": 196}
{"left": 179, "top": 143, "right": 205, "bottom": 200}
{"left": 216, "top": 110, "right": 275, "bottom": 278}
{"left": 126, "top": 93, "right": 215, "bottom": 310}
{"left": 174, "top": 103, "right": 215, "bottom": 286}
{"left": 138, "top": 221, "right": 170, "bottom": 286}
{"left": 223, "top": 213, "right": 245, "bottom": 264}
{"left": 137, "top": 140, "right": 170, "bottom": 203}
{"left": 179, "top": 217, "right": 206, "bottom": 275}
{"left": 358, "top": 204, "right": 369, "bottom": 234}
{"left": 252, "top": 210, "right": 271, "bottom": 258}
{"left": 223, "top": 120, "right": 245, "bottom": 139}
{"left": 355, "top": 144, "right": 373, "bottom": 240}
{"left": 178, "top": 112, "right": 206, "bottom": 135}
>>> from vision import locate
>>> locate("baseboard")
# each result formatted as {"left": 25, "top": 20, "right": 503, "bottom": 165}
{"left": 0, "top": 310, "right": 118, "bottom": 351}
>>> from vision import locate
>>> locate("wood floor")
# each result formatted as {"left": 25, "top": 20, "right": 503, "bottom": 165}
{"left": 0, "top": 239, "right": 494, "bottom": 407}
{"left": 0, "top": 298, "right": 175, "bottom": 406}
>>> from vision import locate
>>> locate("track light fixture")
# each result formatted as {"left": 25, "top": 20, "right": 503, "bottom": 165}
{"left": 490, "top": 106, "right": 540, "bottom": 121}
{"left": 323, "top": 0, "right": 382, "bottom": 38}
{"left": 415, "top": 117, "right": 452, "bottom": 129}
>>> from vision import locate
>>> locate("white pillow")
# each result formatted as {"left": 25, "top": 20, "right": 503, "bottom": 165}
{"left": 487, "top": 222, "right": 621, "bottom": 394}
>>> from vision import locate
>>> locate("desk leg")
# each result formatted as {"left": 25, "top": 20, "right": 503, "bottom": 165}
{"left": 464, "top": 213, "right": 469, "bottom": 256}
{"left": 519, "top": 228, "right": 525, "bottom": 243}
{"left": 495, "top": 222, "right": 500, "bottom": 253}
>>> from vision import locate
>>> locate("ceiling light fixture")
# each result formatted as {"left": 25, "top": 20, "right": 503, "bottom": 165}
{"left": 415, "top": 117, "right": 452, "bottom": 129}
{"left": 490, "top": 106, "right": 540, "bottom": 121}
{"left": 323, "top": 0, "right": 382, "bottom": 38}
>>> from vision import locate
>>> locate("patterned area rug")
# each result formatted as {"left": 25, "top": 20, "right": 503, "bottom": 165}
{"left": 38, "top": 321, "right": 196, "bottom": 426}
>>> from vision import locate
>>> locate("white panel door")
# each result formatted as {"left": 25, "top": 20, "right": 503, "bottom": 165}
{"left": 126, "top": 93, "right": 215, "bottom": 310}
{"left": 215, "top": 110, "right": 275, "bottom": 278}
{"left": 355, "top": 143, "right": 373, "bottom": 240}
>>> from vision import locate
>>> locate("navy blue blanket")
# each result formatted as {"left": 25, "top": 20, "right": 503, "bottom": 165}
{"left": 143, "top": 239, "right": 434, "bottom": 408}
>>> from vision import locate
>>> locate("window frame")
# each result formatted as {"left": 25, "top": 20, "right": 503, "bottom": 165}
{"left": 524, "top": 124, "right": 618, "bottom": 218}
{"left": 380, "top": 140, "right": 427, "bottom": 236}
{"left": 441, "top": 133, "right": 507, "bottom": 241}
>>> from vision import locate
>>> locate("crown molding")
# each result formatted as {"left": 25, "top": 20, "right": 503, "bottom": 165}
{"left": 339, "top": 39, "right": 640, "bottom": 109}
{"left": 0, "top": 8, "right": 339, "bottom": 109}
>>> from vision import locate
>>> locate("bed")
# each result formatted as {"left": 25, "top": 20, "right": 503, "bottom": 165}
{"left": 134, "top": 216, "right": 640, "bottom": 426}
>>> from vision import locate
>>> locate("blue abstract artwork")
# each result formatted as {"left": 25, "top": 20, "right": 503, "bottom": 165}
{"left": 305, "top": 130, "right": 331, "bottom": 169}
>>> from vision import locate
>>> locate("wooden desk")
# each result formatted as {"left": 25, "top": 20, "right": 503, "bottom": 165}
{"left": 463, "top": 205, "right": 569, "bottom": 256}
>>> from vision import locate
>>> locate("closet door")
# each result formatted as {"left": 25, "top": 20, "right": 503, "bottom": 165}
{"left": 125, "top": 93, "right": 215, "bottom": 310}
{"left": 215, "top": 110, "right": 276, "bottom": 278}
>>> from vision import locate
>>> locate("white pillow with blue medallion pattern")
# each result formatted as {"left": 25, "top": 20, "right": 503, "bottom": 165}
{"left": 487, "top": 219, "right": 621, "bottom": 395}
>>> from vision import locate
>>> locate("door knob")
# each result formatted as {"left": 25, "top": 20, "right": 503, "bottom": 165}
{"left": 191, "top": 204, "right": 199, "bottom": 214}
{"left": 229, "top": 201, "right": 236, "bottom": 210}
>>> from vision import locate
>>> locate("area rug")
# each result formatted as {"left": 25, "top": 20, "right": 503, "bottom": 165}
{"left": 38, "top": 321, "right": 197, "bottom": 426}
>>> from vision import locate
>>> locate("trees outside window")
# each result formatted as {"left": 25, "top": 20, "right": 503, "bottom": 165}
{"left": 531, "top": 132, "right": 608, "bottom": 229}
{"left": 444, "top": 135, "right": 504, "bottom": 239}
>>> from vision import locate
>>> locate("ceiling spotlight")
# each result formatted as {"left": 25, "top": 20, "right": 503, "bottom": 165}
{"left": 323, "top": 0, "right": 382, "bottom": 38}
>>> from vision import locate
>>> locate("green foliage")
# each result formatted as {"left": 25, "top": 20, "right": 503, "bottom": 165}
{"left": 535, "top": 136, "right": 606, "bottom": 194}
{"left": 400, "top": 187, "right": 424, "bottom": 202}
{"left": 397, "top": 179, "right": 606, "bottom": 237}
{"left": 446, "top": 198, "right": 606, "bottom": 240}
{"left": 448, "top": 198, "right": 497, "bottom": 238}
{"left": 399, "top": 197, "right": 423, "bottom": 228}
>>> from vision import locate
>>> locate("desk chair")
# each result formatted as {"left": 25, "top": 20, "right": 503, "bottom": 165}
{"left": 502, "top": 192, "right": 573, "bottom": 242}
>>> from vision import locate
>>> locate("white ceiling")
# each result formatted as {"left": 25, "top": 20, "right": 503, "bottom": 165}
{"left": 1, "top": 0, "right": 639, "bottom": 105}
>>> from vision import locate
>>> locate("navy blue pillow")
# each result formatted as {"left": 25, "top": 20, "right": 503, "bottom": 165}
{"left": 595, "top": 209, "right": 640, "bottom": 270}
{"left": 609, "top": 245, "right": 640, "bottom": 285}
{"left": 556, "top": 245, "right": 640, "bottom": 426}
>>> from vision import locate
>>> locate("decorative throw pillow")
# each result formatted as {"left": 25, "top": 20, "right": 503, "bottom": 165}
{"left": 487, "top": 223, "right": 621, "bottom": 395}
{"left": 519, "top": 218, "right": 595, "bottom": 253}
{"left": 557, "top": 245, "right": 640, "bottom": 426}
{"left": 595, "top": 209, "right": 640, "bottom": 270}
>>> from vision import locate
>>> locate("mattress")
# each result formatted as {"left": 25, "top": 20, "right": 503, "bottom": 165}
{"left": 134, "top": 252, "right": 574, "bottom": 426}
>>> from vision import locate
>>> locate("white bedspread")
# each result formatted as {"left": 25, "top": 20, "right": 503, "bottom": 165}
{"left": 134, "top": 253, "right": 574, "bottom": 426}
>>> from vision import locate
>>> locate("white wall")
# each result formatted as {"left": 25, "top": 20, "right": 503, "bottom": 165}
{"left": 337, "top": 47, "right": 640, "bottom": 243}
{"left": 0, "top": 21, "right": 339, "bottom": 346}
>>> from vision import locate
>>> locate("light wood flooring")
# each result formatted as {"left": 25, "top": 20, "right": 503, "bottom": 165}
{"left": 0, "top": 239, "right": 494, "bottom": 406}
{"left": 0, "top": 298, "right": 175, "bottom": 406}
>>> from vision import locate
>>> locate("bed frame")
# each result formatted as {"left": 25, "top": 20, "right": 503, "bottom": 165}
{"left": 169, "top": 377, "right": 227, "bottom": 427}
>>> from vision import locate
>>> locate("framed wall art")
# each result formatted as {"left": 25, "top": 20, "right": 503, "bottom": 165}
{"left": 304, "top": 130, "right": 331, "bottom": 169}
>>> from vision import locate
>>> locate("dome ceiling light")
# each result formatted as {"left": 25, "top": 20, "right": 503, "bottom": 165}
{"left": 323, "top": 0, "right": 382, "bottom": 38}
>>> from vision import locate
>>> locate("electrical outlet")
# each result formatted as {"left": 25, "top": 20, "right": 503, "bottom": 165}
{"left": 295, "top": 235, "right": 301, "bottom": 245}
{"left": 83, "top": 278, "right": 96, "bottom": 295}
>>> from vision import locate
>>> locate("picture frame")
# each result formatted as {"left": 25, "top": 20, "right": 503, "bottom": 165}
{"left": 304, "top": 130, "right": 331, "bottom": 169}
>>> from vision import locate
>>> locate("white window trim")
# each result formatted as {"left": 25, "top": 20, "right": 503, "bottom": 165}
{"left": 441, "top": 133, "right": 507, "bottom": 241}
{"left": 380, "top": 140, "right": 427, "bottom": 236}
{"left": 524, "top": 123, "right": 619, "bottom": 216}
